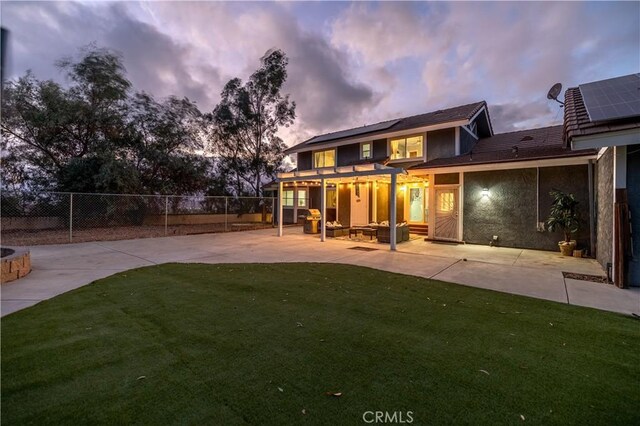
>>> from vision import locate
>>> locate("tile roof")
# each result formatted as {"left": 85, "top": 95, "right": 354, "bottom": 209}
{"left": 563, "top": 86, "right": 640, "bottom": 147}
{"left": 285, "top": 101, "right": 487, "bottom": 154}
{"left": 411, "top": 125, "right": 596, "bottom": 169}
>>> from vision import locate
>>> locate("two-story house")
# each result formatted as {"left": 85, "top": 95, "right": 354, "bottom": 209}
{"left": 274, "top": 100, "right": 598, "bottom": 253}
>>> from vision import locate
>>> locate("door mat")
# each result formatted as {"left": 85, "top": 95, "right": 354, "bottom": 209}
{"left": 348, "top": 246, "right": 379, "bottom": 252}
{"left": 562, "top": 271, "right": 611, "bottom": 284}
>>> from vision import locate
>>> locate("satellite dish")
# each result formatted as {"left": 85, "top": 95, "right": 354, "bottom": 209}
{"left": 547, "top": 83, "right": 564, "bottom": 106}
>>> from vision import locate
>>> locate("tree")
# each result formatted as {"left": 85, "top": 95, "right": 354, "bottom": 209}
{"left": 127, "top": 92, "right": 210, "bottom": 194}
{"left": 1, "top": 45, "right": 212, "bottom": 196}
{"left": 210, "top": 49, "right": 295, "bottom": 196}
{"left": 1, "top": 46, "right": 131, "bottom": 192}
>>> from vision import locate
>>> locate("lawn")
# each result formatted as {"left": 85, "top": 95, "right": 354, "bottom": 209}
{"left": 2, "top": 263, "right": 639, "bottom": 425}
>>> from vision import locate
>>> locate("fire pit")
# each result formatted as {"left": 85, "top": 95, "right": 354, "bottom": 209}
{"left": 1, "top": 247, "right": 31, "bottom": 283}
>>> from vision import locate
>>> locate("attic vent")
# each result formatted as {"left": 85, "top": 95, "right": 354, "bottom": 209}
{"left": 520, "top": 135, "right": 533, "bottom": 141}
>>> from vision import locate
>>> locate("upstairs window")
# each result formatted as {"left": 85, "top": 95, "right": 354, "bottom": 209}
{"left": 313, "top": 149, "right": 336, "bottom": 168}
{"left": 361, "top": 142, "right": 372, "bottom": 159}
{"left": 390, "top": 135, "right": 423, "bottom": 160}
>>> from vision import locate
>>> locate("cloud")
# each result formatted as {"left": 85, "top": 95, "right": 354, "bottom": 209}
{"left": 330, "top": 1, "right": 640, "bottom": 133}
{"left": 142, "top": 2, "right": 379, "bottom": 134}
{"left": 2, "top": 0, "right": 638, "bottom": 146}
{"left": 2, "top": 1, "right": 221, "bottom": 109}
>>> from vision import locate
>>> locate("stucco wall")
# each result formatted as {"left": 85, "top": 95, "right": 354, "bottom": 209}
{"left": 463, "top": 165, "right": 591, "bottom": 251}
{"left": 596, "top": 148, "right": 613, "bottom": 271}
{"left": 426, "top": 128, "right": 455, "bottom": 161}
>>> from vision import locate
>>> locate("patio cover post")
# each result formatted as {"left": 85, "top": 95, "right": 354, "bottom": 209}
{"left": 390, "top": 173, "right": 397, "bottom": 251}
{"left": 320, "top": 178, "right": 326, "bottom": 242}
{"left": 278, "top": 181, "right": 283, "bottom": 237}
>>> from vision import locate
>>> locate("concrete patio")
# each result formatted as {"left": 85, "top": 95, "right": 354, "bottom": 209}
{"left": 2, "top": 227, "right": 638, "bottom": 317}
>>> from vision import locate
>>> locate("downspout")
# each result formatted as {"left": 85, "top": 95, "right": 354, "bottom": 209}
{"left": 536, "top": 167, "right": 540, "bottom": 229}
{"left": 588, "top": 160, "right": 595, "bottom": 258}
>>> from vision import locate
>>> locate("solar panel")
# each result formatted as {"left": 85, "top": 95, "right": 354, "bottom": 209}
{"left": 306, "top": 119, "right": 401, "bottom": 145}
{"left": 579, "top": 73, "right": 640, "bottom": 122}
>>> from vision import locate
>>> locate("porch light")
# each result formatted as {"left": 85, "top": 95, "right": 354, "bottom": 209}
{"left": 481, "top": 188, "right": 490, "bottom": 198}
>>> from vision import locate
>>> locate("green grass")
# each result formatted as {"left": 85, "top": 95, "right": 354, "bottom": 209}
{"left": 2, "top": 263, "right": 639, "bottom": 425}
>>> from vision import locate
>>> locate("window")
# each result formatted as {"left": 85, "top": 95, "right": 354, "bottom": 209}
{"left": 283, "top": 189, "right": 294, "bottom": 207}
{"left": 314, "top": 149, "right": 336, "bottom": 168}
{"left": 438, "top": 192, "right": 454, "bottom": 212}
{"left": 361, "top": 142, "right": 372, "bottom": 159}
{"left": 327, "top": 188, "right": 337, "bottom": 208}
{"left": 390, "top": 135, "right": 423, "bottom": 160}
{"left": 297, "top": 189, "right": 307, "bottom": 207}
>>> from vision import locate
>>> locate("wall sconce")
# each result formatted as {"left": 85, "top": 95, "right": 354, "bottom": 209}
{"left": 481, "top": 188, "right": 490, "bottom": 198}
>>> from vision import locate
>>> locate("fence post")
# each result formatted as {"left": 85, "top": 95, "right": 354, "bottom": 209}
{"left": 69, "top": 193, "right": 73, "bottom": 243}
{"left": 164, "top": 196, "right": 169, "bottom": 236}
{"left": 224, "top": 197, "right": 228, "bottom": 232}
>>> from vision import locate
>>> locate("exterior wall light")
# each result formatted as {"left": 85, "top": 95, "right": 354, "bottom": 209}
{"left": 481, "top": 188, "right": 490, "bottom": 198}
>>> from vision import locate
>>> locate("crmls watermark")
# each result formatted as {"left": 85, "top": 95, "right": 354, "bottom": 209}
{"left": 362, "top": 411, "right": 414, "bottom": 424}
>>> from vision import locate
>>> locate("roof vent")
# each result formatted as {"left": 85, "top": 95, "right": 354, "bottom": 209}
{"left": 520, "top": 135, "right": 533, "bottom": 141}
{"left": 434, "top": 109, "right": 444, "bottom": 114}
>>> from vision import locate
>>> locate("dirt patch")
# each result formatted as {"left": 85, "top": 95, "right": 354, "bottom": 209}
{"left": 1, "top": 223, "right": 273, "bottom": 246}
{"left": 562, "top": 271, "right": 611, "bottom": 285}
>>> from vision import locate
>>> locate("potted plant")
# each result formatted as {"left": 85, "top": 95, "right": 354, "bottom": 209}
{"left": 546, "top": 190, "right": 580, "bottom": 256}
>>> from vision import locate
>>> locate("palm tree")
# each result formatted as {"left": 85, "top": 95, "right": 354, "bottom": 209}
{"left": 546, "top": 190, "right": 579, "bottom": 243}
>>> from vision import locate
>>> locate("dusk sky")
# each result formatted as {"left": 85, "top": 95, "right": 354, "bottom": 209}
{"left": 2, "top": 1, "right": 639, "bottom": 147}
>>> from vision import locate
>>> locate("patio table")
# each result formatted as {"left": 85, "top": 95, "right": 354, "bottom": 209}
{"left": 349, "top": 227, "right": 377, "bottom": 240}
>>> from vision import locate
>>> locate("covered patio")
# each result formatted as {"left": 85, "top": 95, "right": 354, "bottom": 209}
{"left": 276, "top": 163, "right": 417, "bottom": 250}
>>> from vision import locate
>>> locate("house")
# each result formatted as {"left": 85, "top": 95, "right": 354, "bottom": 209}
{"left": 563, "top": 73, "right": 640, "bottom": 287}
{"left": 274, "top": 97, "right": 602, "bottom": 254}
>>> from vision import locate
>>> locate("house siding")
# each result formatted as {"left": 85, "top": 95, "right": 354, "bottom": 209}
{"left": 463, "top": 165, "right": 591, "bottom": 251}
{"left": 596, "top": 148, "right": 613, "bottom": 272}
{"left": 459, "top": 128, "right": 476, "bottom": 154}
{"left": 297, "top": 151, "right": 312, "bottom": 171}
{"left": 337, "top": 144, "right": 360, "bottom": 166}
{"left": 426, "top": 128, "right": 455, "bottom": 161}
{"left": 373, "top": 139, "right": 387, "bottom": 159}
{"left": 626, "top": 145, "right": 639, "bottom": 286}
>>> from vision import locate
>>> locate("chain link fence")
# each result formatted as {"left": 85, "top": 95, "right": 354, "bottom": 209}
{"left": 1, "top": 192, "right": 276, "bottom": 246}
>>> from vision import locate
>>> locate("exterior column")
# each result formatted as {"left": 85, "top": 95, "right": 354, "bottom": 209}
{"left": 390, "top": 173, "right": 397, "bottom": 251}
{"left": 293, "top": 184, "right": 298, "bottom": 226}
{"left": 278, "top": 181, "right": 283, "bottom": 237}
{"left": 372, "top": 180, "right": 377, "bottom": 222}
{"left": 320, "top": 178, "right": 326, "bottom": 242}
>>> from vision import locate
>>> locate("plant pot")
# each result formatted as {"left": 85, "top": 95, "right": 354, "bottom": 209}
{"left": 573, "top": 249, "right": 583, "bottom": 258}
{"left": 558, "top": 241, "right": 577, "bottom": 256}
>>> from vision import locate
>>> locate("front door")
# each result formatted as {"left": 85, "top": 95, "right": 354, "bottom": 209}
{"left": 408, "top": 187, "right": 426, "bottom": 223}
{"left": 350, "top": 182, "right": 369, "bottom": 226}
{"left": 434, "top": 188, "right": 459, "bottom": 241}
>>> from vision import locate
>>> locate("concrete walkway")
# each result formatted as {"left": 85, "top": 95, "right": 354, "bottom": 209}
{"left": 2, "top": 228, "right": 638, "bottom": 316}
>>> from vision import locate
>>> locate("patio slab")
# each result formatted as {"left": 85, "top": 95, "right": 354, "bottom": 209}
{"left": 2, "top": 228, "right": 637, "bottom": 317}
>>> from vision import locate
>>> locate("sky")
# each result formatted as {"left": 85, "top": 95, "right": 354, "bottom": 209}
{"left": 2, "top": 1, "right": 639, "bottom": 149}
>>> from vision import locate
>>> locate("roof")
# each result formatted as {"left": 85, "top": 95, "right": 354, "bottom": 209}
{"left": 411, "top": 125, "right": 596, "bottom": 170}
{"left": 285, "top": 101, "right": 487, "bottom": 154}
{"left": 563, "top": 79, "right": 640, "bottom": 146}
